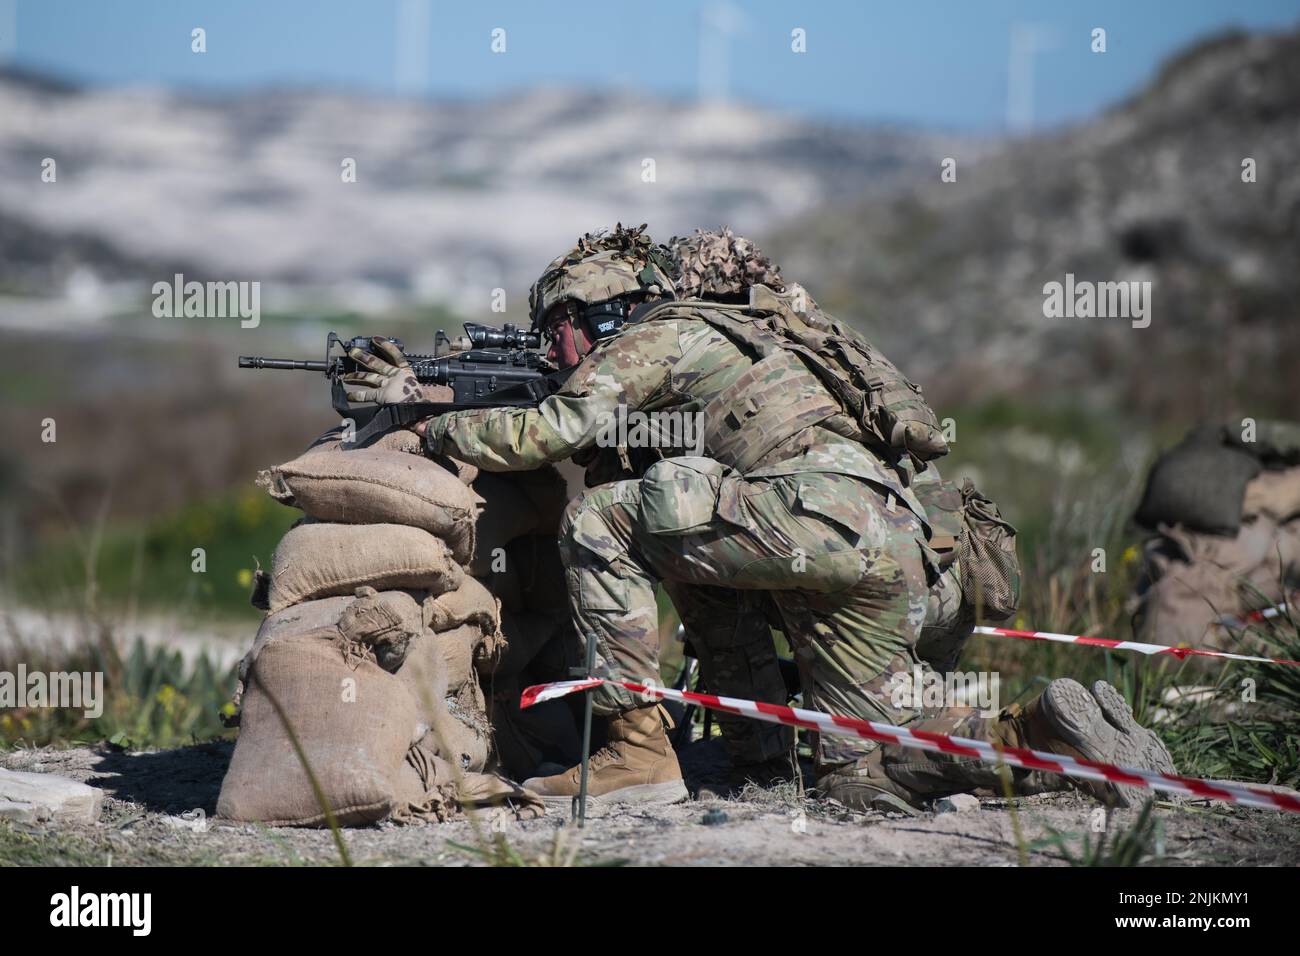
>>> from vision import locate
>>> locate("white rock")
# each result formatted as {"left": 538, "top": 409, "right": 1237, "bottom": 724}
{"left": 0, "top": 799, "right": 43, "bottom": 824}
{"left": 933, "top": 793, "right": 981, "bottom": 814}
{"left": 161, "top": 809, "right": 208, "bottom": 833}
{"left": 0, "top": 768, "right": 103, "bottom": 824}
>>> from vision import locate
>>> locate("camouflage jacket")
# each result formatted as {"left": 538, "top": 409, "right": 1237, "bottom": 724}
{"left": 424, "top": 310, "right": 927, "bottom": 520}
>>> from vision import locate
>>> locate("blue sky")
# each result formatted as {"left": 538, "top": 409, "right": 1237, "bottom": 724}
{"left": 4, "top": 0, "right": 1298, "bottom": 130}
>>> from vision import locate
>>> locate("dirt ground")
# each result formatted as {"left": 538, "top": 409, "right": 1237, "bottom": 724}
{"left": 3, "top": 740, "right": 1298, "bottom": 867}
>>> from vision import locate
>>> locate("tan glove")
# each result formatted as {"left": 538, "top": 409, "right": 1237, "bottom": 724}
{"left": 341, "top": 336, "right": 426, "bottom": 405}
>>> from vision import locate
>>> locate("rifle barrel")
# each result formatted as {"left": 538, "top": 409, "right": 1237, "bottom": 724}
{"left": 238, "top": 356, "right": 330, "bottom": 372}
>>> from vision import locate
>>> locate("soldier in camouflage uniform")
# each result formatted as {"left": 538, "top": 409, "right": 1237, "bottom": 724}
{"left": 359, "top": 224, "right": 1176, "bottom": 808}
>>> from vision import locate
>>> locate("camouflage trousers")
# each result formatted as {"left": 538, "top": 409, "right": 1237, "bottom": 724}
{"left": 556, "top": 458, "right": 932, "bottom": 765}
{"left": 662, "top": 583, "right": 793, "bottom": 765}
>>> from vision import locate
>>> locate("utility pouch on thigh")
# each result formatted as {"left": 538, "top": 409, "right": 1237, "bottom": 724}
{"left": 641, "top": 457, "right": 727, "bottom": 535}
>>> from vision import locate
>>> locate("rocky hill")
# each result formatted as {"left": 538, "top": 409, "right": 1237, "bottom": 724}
{"left": 770, "top": 28, "right": 1300, "bottom": 422}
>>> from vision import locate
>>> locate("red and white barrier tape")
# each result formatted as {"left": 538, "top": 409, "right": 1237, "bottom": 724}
{"left": 971, "top": 624, "right": 1300, "bottom": 668}
{"left": 520, "top": 678, "right": 1300, "bottom": 813}
{"left": 1223, "top": 602, "right": 1288, "bottom": 626}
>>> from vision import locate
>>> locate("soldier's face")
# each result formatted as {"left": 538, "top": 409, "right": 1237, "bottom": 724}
{"left": 544, "top": 305, "right": 593, "bottom": 368}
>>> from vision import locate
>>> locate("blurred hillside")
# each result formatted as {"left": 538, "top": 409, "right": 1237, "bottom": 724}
{"left": 2, "top": 28, "right": 1297, "bottom": 618}
{"left": 769, "top": 29, "right": 1300, "bottom": 424}
{"left": 0, "top": 72, "right": 975, "bottom": 319}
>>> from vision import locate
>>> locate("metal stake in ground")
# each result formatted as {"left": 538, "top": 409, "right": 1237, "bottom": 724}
{"left": 571, "top": 633, "right": 598, "bottom": 826}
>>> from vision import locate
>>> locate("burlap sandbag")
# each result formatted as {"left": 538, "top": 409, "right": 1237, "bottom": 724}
{"left": 267, "top": 522, "right": 462, "bottom": 613}
{"left": 391, "top": 741, "right": 543, "bottom": 823}
{"left": 307, "top": 425, "right": 425, "bottom": 456}
{"left": 397, "top": 627, "right": 457, "bottom": 726}
{"left": 307, "top": 425, "right": 482, "bottom": 485}
{"left": 1136, "top": 514, "right": 1300, "bottom": 650}
{"left": 420, "top": 715, "right": 490, "bottom": 774}
{"left": 468, "top": 466, "right": 570, "bottom": 574}
{"left": 398, "top": 624, "right": 491, "bottom": 714}
{"left": 1135, "top": 427, "right": 1261, "bottom": 535}
{"left": 1243, "top": 467, "right": 1300, "bottom": 524}
{"left": 259, "top": 448, "right": 482, "bottom": 563}
{"left": 217, "top": 632, "right": 421, "bottom": 827}
{"left": 423, "top": 574, "right": 500, "bottom": 634}
{"left": 396, "top": 626, "right": 494, "bottom": 773}
{"left": 336, "top": 585, "right": 424, "bottom": 671}
{"left": 237, "top": 589, "right": 425, "bottom": 701}
{"left": 1135, "top": 524, "right": 1258, "bottom": 649}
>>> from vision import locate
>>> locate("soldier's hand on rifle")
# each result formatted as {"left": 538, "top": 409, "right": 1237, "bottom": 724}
{"left": 342, "top": 337, "right": 425, "bottom": 405}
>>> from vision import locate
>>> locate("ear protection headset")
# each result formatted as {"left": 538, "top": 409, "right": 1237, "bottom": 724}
{"left": 579, "top": 292, "right": 676, "bottom": 341}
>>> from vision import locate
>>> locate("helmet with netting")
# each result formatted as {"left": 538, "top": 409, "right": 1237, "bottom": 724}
{"left": 528, "top": 223, "right": 676, "bottom": 333}
{"left": 667, "top": 228, "right": 785, "bottom": 300}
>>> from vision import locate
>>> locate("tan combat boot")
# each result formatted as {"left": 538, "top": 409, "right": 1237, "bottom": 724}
{"left": 1002, "top": 678, "right": 1177, "bottom": 807}
{"left": 522, "top": 704, "right": 689, "bottom": 807}
{"left": 814, "top": 753, "right": 922, "bottom": 814}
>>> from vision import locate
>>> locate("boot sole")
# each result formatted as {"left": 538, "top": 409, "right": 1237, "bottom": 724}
{"left": 533, "top": 780, "right": 690, "bottom": 809}
{"left": 1037, "top": 678, "right": 1122, "bottom": 804}
{"left": 1090, "top": 680, "right": 1178, "bottom": 807}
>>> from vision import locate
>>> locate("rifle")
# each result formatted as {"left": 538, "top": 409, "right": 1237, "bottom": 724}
{"left": 238, "top": 322, "right": 570, "bottom": 447}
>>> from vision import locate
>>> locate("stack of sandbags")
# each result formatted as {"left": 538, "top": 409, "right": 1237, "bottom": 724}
{"left": 218, "top": 431, "right": 541, "bottom": 826}
{"left": 1132, "top": 422, "right": 1300, "bottom": 652}
{"left": 1133, "top": 473, "right": 1300, "bottom": 651}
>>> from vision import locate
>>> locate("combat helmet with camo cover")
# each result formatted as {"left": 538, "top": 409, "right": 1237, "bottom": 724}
{"left": 668, "top": 227, "right": 785, "bottom": 300}
{"left": 528, "top": 223, "right": 676, "bottom": 341}
{"left": 657, "top": 228, "right": 949, "bottom": 468}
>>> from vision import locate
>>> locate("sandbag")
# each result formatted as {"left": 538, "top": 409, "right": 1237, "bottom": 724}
{"left": 423, "top": 574, "right": 500, "bottom": 635}
{"left": 1226, "top": 420, "right": 1300, "bottom": 467}
{"left": 308, "top": 425, "right": 482, "bottom": 485}
{"left": 410, "top": 711, "right": 491, "bottom": 774}
{"left": 267, "top": 522, "right": 462, "bottom": 613}
{"left": 1135, "top": 515, "right": 1300, "bottom": 653}
{"left": 239, "top": 594, "right": 355, "bottom": 689}
{"left": 397, "top": 627, "right": 458, "bottom": 723}
{"left": 1133, "top": 521, "right": 1281, "bottom": 649}
{"left": 259, "top": 447, "right": 482, "bottom": 563}
{"left": 469, "top": 466, "right": 570, "bottom": 574}
{"left": 232, "top": 590, "right": 424, "bottom": 711}
{"left": 396, "top": 625, "right": 493, "bottom": 772}
{"left": 337, "top": 585, "right": 423, "bottom": 672}
{"left": 1136, "top": 427, "right": 1261, "bottom": 535}
{"left": 397, "top": 624, "right": 498, "bottom": 709}
{"left": 1133, "top": 553, "right": 1240, "bottom": 649}
{"left": 1242, "top": 467, "right": 1300, "bottom": 524}
{"left": 307, "top": 425, "right": 424, "bottom": 456}
{"left": 217, "top": 632, "right": 421, "bottom": 827}
{"left": 391, "top": 742, "right": 542, "bottom": 823}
